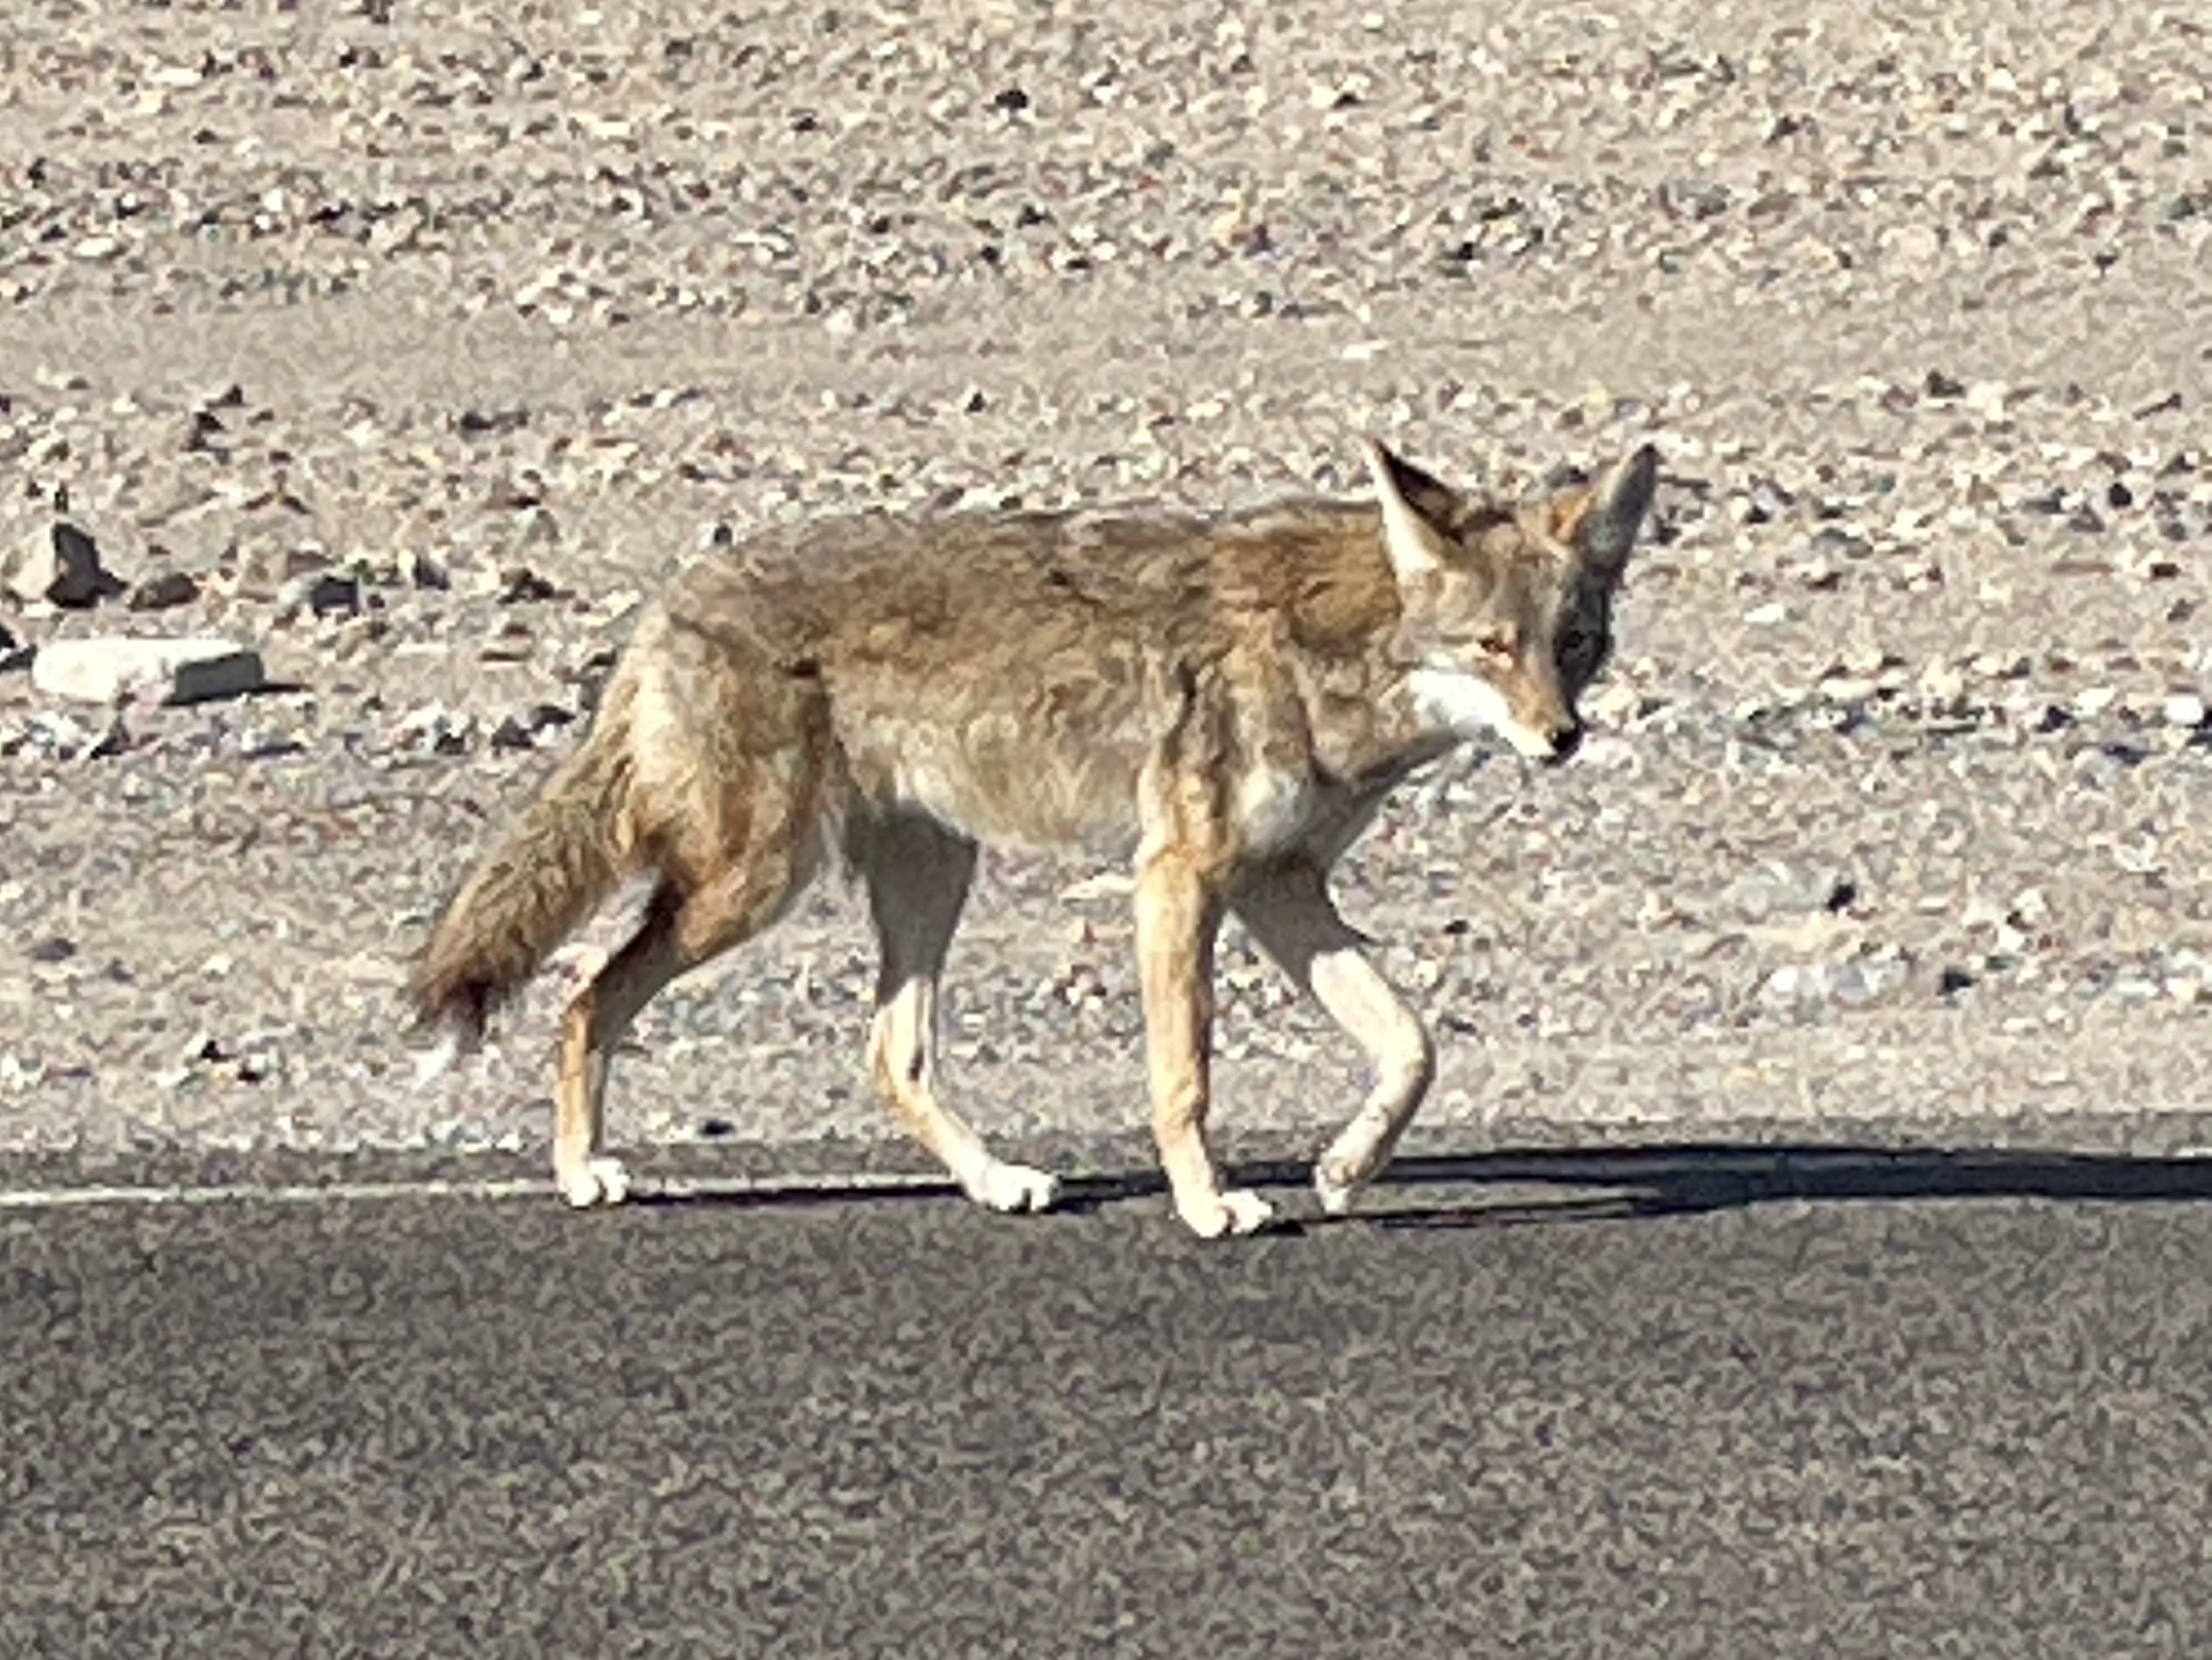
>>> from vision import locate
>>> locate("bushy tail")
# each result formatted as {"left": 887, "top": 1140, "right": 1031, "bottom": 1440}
{"left": 405, "top": 720, "right": 637, "bottom": 1075}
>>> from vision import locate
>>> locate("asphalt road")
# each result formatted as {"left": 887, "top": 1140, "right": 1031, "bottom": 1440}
{"left": 7, "top": 1145, "right": 2212, "bottom": 1658}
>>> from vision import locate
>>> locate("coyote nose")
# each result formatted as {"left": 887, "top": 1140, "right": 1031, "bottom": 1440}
{"left": 1539, "top": 719, "right": 1582, "bottom": 766}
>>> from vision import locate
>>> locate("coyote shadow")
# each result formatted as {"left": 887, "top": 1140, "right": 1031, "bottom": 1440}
{"left": 631, "top": 1140, "right": 2212, "bottom": 1234}
{"left": 1311, "top": 1142, "right": 2212, "bottom": 1232}
{"left": 1040, "top": 1141, "right": 2212, "bottom": 1233}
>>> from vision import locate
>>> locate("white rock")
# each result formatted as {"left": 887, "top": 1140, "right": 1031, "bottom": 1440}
{"left": 31, "top": 636, "right": 265, "bottom": 706}
{"left": 2161, "top": 691, "right": 2206, "bottom": 729}
{"left": 1918, "top": 658, "right": 1967, "bottom": 701}
{"left": 1758, "top": 959, "right": 1883, "bottom": 1012}
{"left": 1963, "top": 381, "right": 2010, "bottom": 422}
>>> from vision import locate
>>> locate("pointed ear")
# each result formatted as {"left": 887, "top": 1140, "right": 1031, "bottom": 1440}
{"left": 1553, "top": 444, "right": 1658, "bottom": 582}
{"left": 1362, "top": 437, "right": 1456, "bottom": 584}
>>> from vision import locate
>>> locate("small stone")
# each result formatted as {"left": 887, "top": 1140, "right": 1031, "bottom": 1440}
{"left": 1726, "top": 863, "right": 1851, "bottom": 922}
{"left": 391, "top": 706, "right": 477, "bottom": 754}
{"left": 231, "top": 541, "right": 330, "bottom": 599}
{"left": 499, "top": 564, "right": 562, "bottom": 603}
{"left": 1963, "top": 382, "right": 2010, "bottom": 422}
{"left": 1743, "top": 479, "right": 1796, "bottom": 522}
{"left": 1885, "top": 224, "right": 1942, "bottom": 266}
{"left": 2161, "top": 691, "right": 2206, "bottom": 728}
{"left": 1759, "top": 960, "right": 1879, "bottom": 1013}
{"left": 127, "top": 569, "right": 203, "bottom": 611}
{"left": 181, "top": 408, "right": 226, "bottom": 452}
{"left": 490, "top": 701, "right": 575, "bottom": 751}
{"left": 1807, "top": 527, "right": 1871, "bottom": 561}
{"left": 1918, "top": 658, "right": 1967, "bottom": 701}
{"left": 276, "top": 570, "right": 361, "bottom": 620}
{"left": 31, "top": 636, "right": 266, "bottom": 706}
{"left": 6, "top": 520, "right": 118, "bottom": 607}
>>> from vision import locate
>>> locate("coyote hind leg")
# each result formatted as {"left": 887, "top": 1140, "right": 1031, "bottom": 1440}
{"left": 1230, "top": 858, "right": 1436, "bottom": 1216}
{"left": 555, "top": 806, "right": 822, "bottom": 1209}
{"left": 857, "top": 813, "right": 1060, "bottom": 1216}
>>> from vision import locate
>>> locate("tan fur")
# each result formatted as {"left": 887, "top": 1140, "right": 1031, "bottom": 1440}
{"left": 406, "top": 436, "right": 1661, "bottom": 1236}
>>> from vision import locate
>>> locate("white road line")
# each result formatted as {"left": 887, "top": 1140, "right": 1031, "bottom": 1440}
{"left": 0, "top": 1177, "right": 549, "bottom": 1209}
{"left": 0, "top": 1169, "right": 959, "bottom": 1211}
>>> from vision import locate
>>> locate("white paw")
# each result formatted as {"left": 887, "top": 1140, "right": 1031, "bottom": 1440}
{"left": 1176, "top": 1187, "right": 1276, "bottom": 1239}
{"left": 1314, "top": 1162, "right": 1361, "bottom": 1216}
{"left": 557, "top": 1156, "right": 631, "bottom": 1209}
{"left": 968, "top": 1160, "right": 1062, "bottom": 1215}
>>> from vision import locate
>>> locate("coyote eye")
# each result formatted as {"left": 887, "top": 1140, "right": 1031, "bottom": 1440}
{"left": 1475, "top": 630, "right": 1517, "bottom": 661}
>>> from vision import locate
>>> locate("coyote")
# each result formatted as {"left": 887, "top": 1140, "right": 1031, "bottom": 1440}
{"left": 408, "top": 436, "right": 1659, "bottom": 1237}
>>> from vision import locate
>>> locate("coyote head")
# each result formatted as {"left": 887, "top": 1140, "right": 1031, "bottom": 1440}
{"left": 1365, "top": 436, "right": 1658, "bottom": 765}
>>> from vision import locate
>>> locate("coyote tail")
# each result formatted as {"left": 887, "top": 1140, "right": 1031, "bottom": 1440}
{"left": 404, "top": 715, "right": 637, "bottom": 1079}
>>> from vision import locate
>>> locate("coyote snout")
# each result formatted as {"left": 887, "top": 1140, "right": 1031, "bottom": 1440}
{"left": 407, "top": 430, "right": 1660, "bottom": 1237}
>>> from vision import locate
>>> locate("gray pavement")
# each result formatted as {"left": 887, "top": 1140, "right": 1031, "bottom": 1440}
{"left": 8, "top": 1143, "right": 2211, "bottom": 1658}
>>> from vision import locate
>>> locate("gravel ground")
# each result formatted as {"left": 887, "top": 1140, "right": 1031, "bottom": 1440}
{"left": 3, "top": 0, "right": 2210, "bottom": 1185}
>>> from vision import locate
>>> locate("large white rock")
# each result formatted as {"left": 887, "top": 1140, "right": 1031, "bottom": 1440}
{"left": 31, "top": 636, "right": 266, "bottom": 706}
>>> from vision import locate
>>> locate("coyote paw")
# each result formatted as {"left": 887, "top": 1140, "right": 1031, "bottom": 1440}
{"left": 1313, "top": 1161, "right": 1362, "bottom": 1216}
{"left": 968, "top": 1160, "right": 1062, "bottom": 1215}
{"left": 1175, "top": 1187, "right": 1276, "bottom": 1239}
{"left": 557, "top": 1156, "right": 631, "bottom": 1209}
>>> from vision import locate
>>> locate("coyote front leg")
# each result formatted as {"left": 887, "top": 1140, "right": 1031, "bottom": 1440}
{"left": 1134, "top": 850, "right": 1274, "bottom": 1238}
{"left": 859, "top": 814, "right": 1061, "bottom": 1215}
{"left": 1230, "top": 859, "right": 1436, "bottom": 1216}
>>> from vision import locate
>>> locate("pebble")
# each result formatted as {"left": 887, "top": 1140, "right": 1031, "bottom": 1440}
{"left": 489, "top": 702, "right": 575, "bottom": 751}
{"left": 5, "top": 520, "right": 116, "bottom": 608}
{"left": 1725, "top": 863, "right": 1855, "bottom": 923}
{"left": 390, "top": 706, "right": 478, "bottom": 754}
{"left": 127, "top": 569, "right": 203, "bottom": 611}
{"left": 276, "top": 571, "right": 362, "bottom": 621}
{"left": 2160, "top": 692, "right": 2206, "bottom": 729}
{"left": 1757, "top": 960, "right": 1883, "bottom": 1014}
